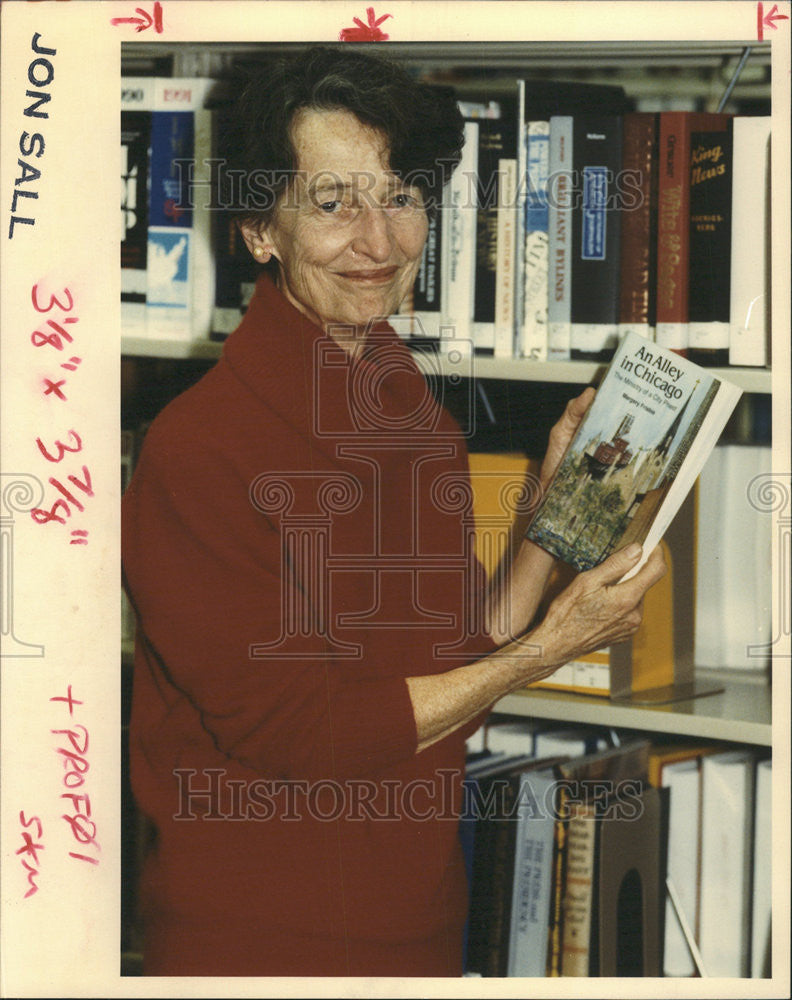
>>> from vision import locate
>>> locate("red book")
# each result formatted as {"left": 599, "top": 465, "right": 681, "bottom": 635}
{"left": 655, "top": 112, "right": 730, "bottom": 355}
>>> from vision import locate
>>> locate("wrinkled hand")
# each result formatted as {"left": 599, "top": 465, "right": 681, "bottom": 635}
{"left": 539, "top": 387, "right": 596, "bottom": 489}
{"left": 528, "top": 543, "right": 667, "bottom": 674}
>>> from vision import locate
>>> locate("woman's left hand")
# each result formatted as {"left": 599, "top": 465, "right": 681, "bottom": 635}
{"left": 539, "top": 387, "right": 595, "bottom": 488}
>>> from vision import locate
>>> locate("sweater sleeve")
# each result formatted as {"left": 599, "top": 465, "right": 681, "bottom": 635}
{"left": 122, "top": 430, "right": 419, "bottom": 783}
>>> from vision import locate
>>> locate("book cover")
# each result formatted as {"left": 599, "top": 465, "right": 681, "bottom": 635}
{"left": 142, "top": 77, "right": 217, "bottom": 341}
{"left": 569, "top": 115, "right": 624, "bottom": 360}
{"left": 121, "top": 90, "right": 152, "bottom": 338}
{"left": 520, "top": 121, "right": 550, "bottom": 360}
{"left": 442, "top": 118, "right": 478, "bottom": 351}
{"left": 688, "top": 123, "right": 733, "bottom": 366}
{"left": 507, "top": 765, "right": 563, "bottom": 976}
{"left": 699, "top": 749, "right": 757, "bottom": 977}
{"left": 472, "top": 115, "right": 516, "bottom": 352}
{"left": 547, "top": 116, "right": 574, "bottom": 360}
{"left": 593, "top": 784, "right": 669, "bottom": 977}
{"left": 655, "top": 111, "right": 730, "bottom": 354}
{"left": 493, "top": 158, "right": 518, "bottom": 358}
{"left": 618, "top": 112, "right": 659, "bottom": 342}
{"left": 729, "top": 117, "right": 771, "bottom": 367}
{"left": 524, "top": 331, "right": 742, "bottom": 574}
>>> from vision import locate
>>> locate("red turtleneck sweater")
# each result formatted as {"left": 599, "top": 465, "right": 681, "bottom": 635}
{"left": 122, "top": 276, "right": 494, "bottom": 976}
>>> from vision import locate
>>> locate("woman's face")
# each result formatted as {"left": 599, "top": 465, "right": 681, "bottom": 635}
{"left": 240, "top": 107, "right": 429, "bottom": 338}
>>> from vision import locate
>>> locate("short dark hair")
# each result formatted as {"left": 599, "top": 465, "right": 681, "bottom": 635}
{"left": 220, "top": 45, "right": 464, "bottom": 225}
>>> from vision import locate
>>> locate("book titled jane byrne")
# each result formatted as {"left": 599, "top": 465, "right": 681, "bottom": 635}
{"left": 525, "top": 331, "right": 741, "bottom": 575}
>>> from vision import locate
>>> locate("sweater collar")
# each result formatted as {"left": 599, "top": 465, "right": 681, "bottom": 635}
{"left": 222, "top": 273, "right": 447, "bottom": 448}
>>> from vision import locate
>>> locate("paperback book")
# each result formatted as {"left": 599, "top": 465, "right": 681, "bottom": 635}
{"left": 525, "top": 331, "right": 741, "bottom": 574}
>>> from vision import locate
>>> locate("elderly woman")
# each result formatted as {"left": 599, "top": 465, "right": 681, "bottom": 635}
{"left": 122, "top": 46, "right": 664, "bottom": 977}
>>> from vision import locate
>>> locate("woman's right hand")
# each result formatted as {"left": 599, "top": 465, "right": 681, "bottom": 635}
{"left": 518, "top": 542, "right": 667, "bottom": 682}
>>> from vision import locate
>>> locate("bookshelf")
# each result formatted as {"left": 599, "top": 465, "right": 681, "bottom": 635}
{"left": 120, "top": 37, "right": 779, "bottom": 980}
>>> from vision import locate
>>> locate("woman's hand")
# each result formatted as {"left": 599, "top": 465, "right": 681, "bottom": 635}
{"left": 539, "top": 387, "right": 595, "bottom": 489}
{"left": 521, "top": 542, "right": 667, "bottom": 680}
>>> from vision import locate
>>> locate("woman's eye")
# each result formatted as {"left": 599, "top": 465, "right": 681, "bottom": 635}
{"left": 391, "top": 193, "right": 415, "bottom": 209}
{"left": 319, "top": 200, "right": 342, "bottom": 213}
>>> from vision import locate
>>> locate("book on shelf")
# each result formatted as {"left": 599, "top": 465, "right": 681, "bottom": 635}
{"left": 520, "top": 121, "right": 550, "bottom": 360}
{"left": 592, "top": 783, "right": 669, "bottom": 976}
{"left": 515, "top": 81, "right": 629, "bottom": 364}
{"left": 524, "top": 330, "right": 742, "bottom": 577}
{"left": 655, "top": 111, "right": 731, "bottom": 356}
{"left": 751, "top": 757, "right": 772, "bottom": 979}
{"left": 698, "top": 749, "right": 757, "bottom": 977}
{"left": 120, "top": 76, "right": 217, "bottom": 343}
{"left": 618, "top": 112, "right": 659, "bottom": 344}
{"left": 569, "top": 115, "right": 624, "bottom": 361}
{"left": 687, "top": 121, "right": 734, "bottom": 367}
{"left": 547, "top": 116, "right": 574, "bottom": 361}
{"left": 647, "top": 745, "right": 713, "bottom": 977}
{"left": 729, "top": 116, "right": 772, "bottom": 367}
{"left": 472, "top": 114, "right": 517, "bottom": 353}
{"left": 694, "top": 443, "right": 772, "bottom": 672}
{"left": 493, "top": 157, "right": 518, "bottom": 358}
{"left": 442, "top": 117, "right": 479, "bottom": 351}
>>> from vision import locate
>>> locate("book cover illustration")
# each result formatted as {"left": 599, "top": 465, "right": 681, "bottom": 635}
{"left": 526, "top": 332, "right": 729, "bottom": 571}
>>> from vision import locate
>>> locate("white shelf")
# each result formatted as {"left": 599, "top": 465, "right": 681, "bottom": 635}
{"left": 121, "top": 336, "right": 225, "bottom": 359}
{"left": 413, "top": 350, "right": 772, "bottom": 393}
{"left": 121, "top": 337, "right": 772, "bottom": 394}
{"left": 494, "top": 670, "right": 772, "bottom": 747}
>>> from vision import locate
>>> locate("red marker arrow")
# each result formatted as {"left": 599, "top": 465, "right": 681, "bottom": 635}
{"left": 757, "top": 2, "right": 789, "bottom": 41}
{"left": 339, "top": 7, "right": 392, "bottom": 42}
{"left": 111, "top": 2, "right": 164, "bottom": 34}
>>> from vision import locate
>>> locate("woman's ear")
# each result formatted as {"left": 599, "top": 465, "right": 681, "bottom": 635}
{"left": 236, "top": 218, "right": 273, "bottom": 263}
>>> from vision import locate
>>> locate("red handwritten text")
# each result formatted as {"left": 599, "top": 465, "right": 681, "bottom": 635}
{"left": 50, "top": 687, "right": 100, "bottom": 865}
{"left": 16, "top": 811, "right": 44, "bottom": 898}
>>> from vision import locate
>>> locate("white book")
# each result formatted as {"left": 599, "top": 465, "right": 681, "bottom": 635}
{"left": 751, "top": 757, "right": 772, "bottom": 977}
{"left": 660, "top": 758, "right": 702, "bottom": 977}
{"left": 507, "top": 767, "right": 558, "bottom": 976}
{"left": 532, "top": 728, "right": 606, "bottom": 760}
{"left": 484, "top": 718, "right": 538, "bottom": 756}
{"left": 547, "top": 116, "right": 573, "bottom": 359}
{"left": 144, "top": 77, "right": 217, "bottom": 342}
{"left": 493, "top": 158, "right": 518, "bottom": 358}
{"left": 694, "top": 444, "right": 772, "bottom": 670}
{"left": 520, "top": 121, "right": 550, "bottom": 360}
{"left": 442, "top": 118, "right": 478, "bottom": 352}
{"left": 699, "top": 750, "right": 756, "bottom": 977}
{"left": 729, "top": 117, "right": 771, "bottom": 366}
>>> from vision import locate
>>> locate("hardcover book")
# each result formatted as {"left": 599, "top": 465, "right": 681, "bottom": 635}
{"left": 525, "top": 331, "right": 741, "bottom": 575}
{"left": 569, "top": 115, "right": 624, "bottom": 361}
{"left": 688, "top": 122, "right": 733, "bottom": 366}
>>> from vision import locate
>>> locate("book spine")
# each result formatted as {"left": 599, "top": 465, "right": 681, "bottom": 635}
{"left": 656, "top": 112, "right": 691, "bottom": 354}
{"left": 443, "top": 119, "right": 478, "bottom": 351}
{"left": 520, "top": 121, "right": 550, "bottom": 359}
{"left": 546, "top": 781, "right": 569, "bottom": 975}
{"left": 656, "top": 112, "right": 730, "bottom": 355}
{"left": 729, "top": 117, "right": 771, "bottom": 367}
{"left": 688, "top": 123, "right": 733, "bottom": 367}
{"left": 190, "top": 108, "right": 215, "bottom": 341}
{"left": 618, "top": 112, "right": 658, "bottom": 342}
{"left": 560, "top": 802, "right": 597, "bottom": 975}
{"left": 472, "top": 117, "right": 511, "bottom": 351}
{"left": 508, "top": 770, "right": 557, "bottom": 976}
{"left": 513, "top": 81, "right": 528, "bottom": 361}
{"left": 547, "top": 116, "right": 573, "bottom": 360}
{"left": 570, "top": 115, "right": 623, "bottom": 360}
{"left": 493, "top": 158, "right": 518, "bottom": 357}
{"left": 121, "top": 79, "right": 154, "bottom": 339}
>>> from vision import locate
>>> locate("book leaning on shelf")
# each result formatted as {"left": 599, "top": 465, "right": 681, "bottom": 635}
{"left": 121, "top": 76, "right": 217, "bottom": 343}
{"left": 524, "top": 330, "right": 742, "bottom": 579}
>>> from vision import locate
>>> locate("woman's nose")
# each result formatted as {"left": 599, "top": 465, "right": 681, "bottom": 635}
{"left": 349, "top": 203, "right": 393, "bottom": 262}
